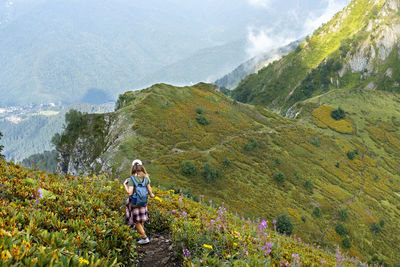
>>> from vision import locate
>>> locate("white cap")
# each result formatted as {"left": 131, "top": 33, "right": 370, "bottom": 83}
{"left": 132, "top": 159, "right": 143, "bottom": 166}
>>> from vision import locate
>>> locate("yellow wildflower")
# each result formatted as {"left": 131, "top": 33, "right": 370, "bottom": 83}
{"left": 203, "top": 244, "right": 213, "bottom": 250}
{"left": 120, "top": 186, "right": 123, "bottom": 189}
{"left": 78, "top": 257, "right": 89, "bottom": 265}
{"left": 1, "top": 250, "right": 11, "bottom": 261}
{"left": 154, "top": 196, "right": 163, "bottom": 202}
{"left": 233, "top": 243, "right": 238, "bottom": 247}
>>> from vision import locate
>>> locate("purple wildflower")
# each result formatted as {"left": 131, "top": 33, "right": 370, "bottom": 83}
{"left": 37, "top": 189, "right": 43, "bottom": 199}
{"left": 259, "top": 219, "right": 267, "bottom": 232}
{"left": 182, "top": 248, "right": 191, "bottom": 259}
{"left": 172, "top": 210, "right": 176, "bottom": 213}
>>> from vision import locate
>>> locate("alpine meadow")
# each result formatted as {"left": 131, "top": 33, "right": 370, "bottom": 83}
{"left": 1, "top": 0, "right": 400, "bottom": 266}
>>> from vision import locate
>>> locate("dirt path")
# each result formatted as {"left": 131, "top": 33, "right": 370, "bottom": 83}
{"left": 136, "top": 233, "right": 181, "bottom": 267}
{"left": 151, "top": 113, "right": 312, "bottom": 164}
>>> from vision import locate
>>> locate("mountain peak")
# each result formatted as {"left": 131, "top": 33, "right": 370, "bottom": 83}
{"left": 233, "top": 0, "right": 400, "bottom": 112}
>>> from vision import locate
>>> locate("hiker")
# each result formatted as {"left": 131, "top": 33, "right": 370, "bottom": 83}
{"left": 124, "top": 159, "right": 155, "bottom": 245}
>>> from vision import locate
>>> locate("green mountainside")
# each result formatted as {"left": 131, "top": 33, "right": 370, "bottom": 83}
{"left": 214, "top": 40, "right": 302, "bottom": 90}
{"left": 54, "top": 83, "right": 400, "bottom": 264}
{"left": 0, "top": 159, "right": 354, "bottom": 266}
{"left": 233, "top": 0, "right": 400, "bottom": 112}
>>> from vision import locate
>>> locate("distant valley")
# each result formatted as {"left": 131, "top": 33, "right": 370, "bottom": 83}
{"left": 0, "top": 102, "right": 113, "bottom": 162}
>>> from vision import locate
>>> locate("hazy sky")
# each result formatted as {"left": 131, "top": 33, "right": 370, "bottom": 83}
{"left": 0, "top": 0, "right": 351, "bottom": 105}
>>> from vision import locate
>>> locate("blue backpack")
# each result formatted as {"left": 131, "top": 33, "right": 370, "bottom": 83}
{"left": 130, "top": 176, "right": 149, "bottom": 207}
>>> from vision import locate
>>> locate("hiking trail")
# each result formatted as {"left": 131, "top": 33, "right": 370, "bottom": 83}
{"left": 136, "top": 233, "right": 181, "bottom": 267}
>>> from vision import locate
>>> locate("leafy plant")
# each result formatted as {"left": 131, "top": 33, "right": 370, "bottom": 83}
{"left": 196, "top": 114, "right": 209, "bottom": 125}
{"left": 338, "top": 209, "right": 348, "bottom": 221}
{"left": 308, "top": 137, "right": 321, "bottom": 147}
{"left": 195, "top": 107, "right": 203, "bottom": 114}
{"left": 371, "top": 222, "right": 382, "bottom": 234}
{"left": 202, "top": 163, "right": 220, "bottom": 182}
{"left": 312, "top": 207, "right": 322, "bottom": 218}
{"left": 276, "top": 214, "right": 293, "bottom": 235}
{"left": 304, "top": 180, "right": 314, "bottom": 193}
{"left": 342, "top": 236, "right": 351, "bottom": 249}
{"left": 346, "top": 149, "right": 359, "bottom": 160}
{"left": 335, "top": 224, "right": 349, "bottom": 236}
{"left": 182, "top": 161, "right": 198, "bottom": 177}
{"left": 222, "top": 158, "right": 231, "bottom": 167}
{"left": 274, "top": 172, "right": 286, "bottom": 184}
{"left": 243, "top": 138, "right": 258, "bottom": 151}
{"left": 331, "top": 107, "right": 346, "bottom": 120}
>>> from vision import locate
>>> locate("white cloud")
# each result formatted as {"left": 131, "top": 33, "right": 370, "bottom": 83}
{"left": 244, "top": 0, "right": 349, "bottom": 58}
{"left": 248, "top": 0, "right": 270, "bottom": 8}
{"left": 246, "top": 27, "right": 295, "bottom": 58}
{"left": 302, "top": 0, "right": 346, "bottom": 35}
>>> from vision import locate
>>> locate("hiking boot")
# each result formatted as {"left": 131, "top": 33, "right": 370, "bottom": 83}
{"left": 138, "top": 237, "right": 150, "bottom": 245}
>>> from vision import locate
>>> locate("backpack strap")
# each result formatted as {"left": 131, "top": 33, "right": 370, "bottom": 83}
{"left": 130, "top": 176, "right": 139, "bottom": 187}
{"left": 139, "top": 177, "right": 147, "bottom": 186}
{"left": 131, "top": 176, "right": 146, "bottom": 187}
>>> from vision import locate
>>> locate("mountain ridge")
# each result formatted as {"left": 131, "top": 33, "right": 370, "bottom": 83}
{"left": 233, "top": 0, "right": 400, "bottom": 113}
{"left": 53, "top": 82, "right": 400, "bottom": 264}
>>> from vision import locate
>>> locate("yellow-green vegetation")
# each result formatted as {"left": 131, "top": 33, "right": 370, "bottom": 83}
{"left": 0, "top": 159, "right": 359, "bottom": 266}
{"left": 55, "top": 83, "right": 400, "bottom": 264}
{"left": 232, "top": 0, "right": 396, "bottom": 110}
{"left": 0, "top": 160, "right": 136, "bottom": 266}
{"left": 312, "top": 105, "right": 354, "bottom": 134}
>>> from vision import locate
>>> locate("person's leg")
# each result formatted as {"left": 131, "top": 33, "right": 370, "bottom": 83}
{"left": 135, "top": 221, "right": 147, "bottom": 239}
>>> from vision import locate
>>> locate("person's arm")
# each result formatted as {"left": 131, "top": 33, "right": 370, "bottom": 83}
{"left": 146, "top": 184, "right": 155, "bottom": 198}
{"left": 124, "top": 178, "right": 134, "bottom": 195}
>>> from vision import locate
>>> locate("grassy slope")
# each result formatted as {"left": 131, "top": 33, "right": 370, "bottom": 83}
{"left": 59, "top": 83, "right": 400, "bottom": 264}
{"left": 232, "top": 0, "right": 383, "bottom": 110}
{"left": 0, "top": 160, "right": 345, "bottom": 266}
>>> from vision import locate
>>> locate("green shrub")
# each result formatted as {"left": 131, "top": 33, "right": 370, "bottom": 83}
{"left": 339, "top": 209, "right": 348, "bottom": 221}
{"left": 346, "top": 149, "right": 358, "bottom": 160}
{"left": 196, "top": 114, "right": 209, "bottom": 125}
{"left": 274, "top": 172, "right": 286, "bottom": 184}
{"left": 371, "top": 222, "right": 382, "bottom": 234}
{"left": 274, "top": 158, "right": 281, "bottom": 166}
{"left": 276, "top": 214, "right": 293, "bottom": 235}
{"left": 379, "top": 219, "right": 385, "bottom": 228}
{"left": 331, "top": 107, "right": 346, "bottom": 120}
{"left": 374, "top": 174, "right": 379, "bottom": 182}
{"left": 243, "top": 138, "right": 258, "bottom": 151}
{"left": 222, "top": 158, "right": 231, "bottom": 167}
{"left": 301, "top": 216, "right": 306, "bottom": 223}
{"left": 342, "top": 236, "right": 351, "bottom": 249}
{"left": 182, "top": 161, "right": 198, "bottom": 177}
{"left": 335, "top": 162, "right": 340, "bottom": 168}
{"left": 305, "top": 180, "right": 314, "bottom": 193}
{"left": 335, "top": 224, "right": 349, "bottom": 236}
{"left": 312, "top": 207, "right": 322, "bottom": 218}
{"left": 195, "top": 107, "right": 203, "bottom": 114}
{"left": 202, "top": 163, "right": 221, "bottom": 182}
{"left": 308, "top": 137, "right": 321, "bottom": 147}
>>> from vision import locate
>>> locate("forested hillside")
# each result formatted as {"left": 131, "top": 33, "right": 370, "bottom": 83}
{"left": 233, "top": 0, "right": 400, "bottom": 113}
